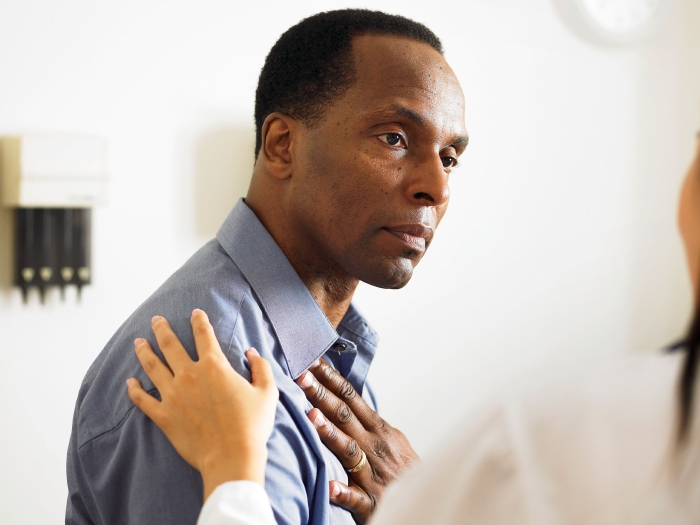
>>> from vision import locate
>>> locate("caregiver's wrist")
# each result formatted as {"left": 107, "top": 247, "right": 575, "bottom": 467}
{"left": 200, "top": 445, "right": 268, "bottom": 500}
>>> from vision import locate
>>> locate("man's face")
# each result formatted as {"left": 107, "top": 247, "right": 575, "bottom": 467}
{"left": 289, "top": 34, "right": 468, "bottom": 289}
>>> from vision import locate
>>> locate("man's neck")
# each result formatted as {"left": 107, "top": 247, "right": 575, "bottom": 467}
{"left": 244, "top": 192, "right": 358, "bottom": 329}
{"left": 299, "top": 274, "right": 358, "bottom": 329}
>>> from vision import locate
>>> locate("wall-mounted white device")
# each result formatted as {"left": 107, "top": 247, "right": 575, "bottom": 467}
{"left": 1, "top": 134, "right": 109, "bottom": 207}
{"left": 0, "top": 134, "right": 109, "bottom": 303}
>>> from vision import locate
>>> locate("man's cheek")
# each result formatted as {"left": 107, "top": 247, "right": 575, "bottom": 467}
{"left": 436, "top": 202, "right": 449, "bottom": 224}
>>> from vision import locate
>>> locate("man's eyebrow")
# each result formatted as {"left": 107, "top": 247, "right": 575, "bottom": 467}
{"left": 374, "top": 104, "right": 469, "bottom": 147}
{"left": 382, "top": 104, "right": 469, "bottom": 147}
{"left": 452, "top": 135, "right": 469, "bottom": 147}
{"left": 390, "top": 105, "right": 425, "bottom": 126}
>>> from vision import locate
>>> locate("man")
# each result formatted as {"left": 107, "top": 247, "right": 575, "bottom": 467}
{"left": 66, "top": 8, "right": 468, "bottom": 525}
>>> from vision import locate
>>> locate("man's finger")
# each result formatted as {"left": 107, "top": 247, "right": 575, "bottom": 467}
{"left": 134, "top": 338, "right": 173, "bottom": 391}
{"left": 189, "top": 309, "right": 224, "bottom": 360}
{"left": 329, "top": 480, "right": 374, "bottom": 524}
{"left": 151, "top": 315, "right": 193, "bottom": 373}
{"left": 297, "top": 370, "right": 364, "bottom": 435}
{"left": 307, "top": 408, "right": 373, "bottom": 482}
{"left": 126, "top": 378, "right": 162, "bottom": 424}
{"left": 308, "top": 359, "right": 383, "bottom": 431}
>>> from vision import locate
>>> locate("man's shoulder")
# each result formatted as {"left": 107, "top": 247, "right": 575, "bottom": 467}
{"left": 73, "top": 238, "right": 262, "bottom": 449}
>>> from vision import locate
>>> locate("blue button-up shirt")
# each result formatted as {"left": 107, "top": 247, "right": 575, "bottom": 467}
{"left": 66, "top": 199, "right": 378, "bottom": 525}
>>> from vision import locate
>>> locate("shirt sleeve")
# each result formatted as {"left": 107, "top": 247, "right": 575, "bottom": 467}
{"left": 198, "top": 481, "right": 277, "bottom": 525}
{"left": 66, "top": 417, "right": 99, "bottom": 525}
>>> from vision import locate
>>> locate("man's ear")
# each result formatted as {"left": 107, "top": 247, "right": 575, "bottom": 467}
{"left": 260, "top": 112, "right": 298, "bottom": 180}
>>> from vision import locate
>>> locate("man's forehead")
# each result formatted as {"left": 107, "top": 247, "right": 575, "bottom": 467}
{"left": 351, "top": 34, "right": 448, "bottom": 78}
{"left": 315, "top": 34, "right": 467, "bottom": 140}
{"left": 347, "top": 68, "right": 466, "bottom": 135}
{"left": 349, "top": 35, "right": 463, "bottom": 103}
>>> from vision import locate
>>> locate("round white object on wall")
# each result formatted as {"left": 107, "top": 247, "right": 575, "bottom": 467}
{"left": 555, "top": 0, "right": 673, "bottom": 46}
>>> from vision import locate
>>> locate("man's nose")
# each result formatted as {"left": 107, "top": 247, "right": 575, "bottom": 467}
{"left": 404, "top": 157, "right": 450, "bottom": 207}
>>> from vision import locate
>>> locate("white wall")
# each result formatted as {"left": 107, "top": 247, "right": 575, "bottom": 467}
{"left": 1, "top": 0, "right": 699, "bottom": 522}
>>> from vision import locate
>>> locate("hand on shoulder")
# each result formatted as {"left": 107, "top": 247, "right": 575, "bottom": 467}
{"left": 126, "top": 309, "right": 279, "bottom": 501}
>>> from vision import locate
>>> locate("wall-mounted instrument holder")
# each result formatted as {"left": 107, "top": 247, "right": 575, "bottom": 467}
{"left": 14, "top": 208, "right": 91, "bottom": 302}
{"left": 0, "top": 134, "right": 109, "bottom": 303}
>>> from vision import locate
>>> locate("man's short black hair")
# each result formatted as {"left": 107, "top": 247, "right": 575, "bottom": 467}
{"left": 254, "top": 9, "right": 443, "bottom": 156}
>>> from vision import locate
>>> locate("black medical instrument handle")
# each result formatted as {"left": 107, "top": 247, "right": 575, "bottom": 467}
{"left": 15, "top": 208, "right": 36, "bottom": 302}
{"left": 14, "top": 207, "right": 92, "bottom": 303}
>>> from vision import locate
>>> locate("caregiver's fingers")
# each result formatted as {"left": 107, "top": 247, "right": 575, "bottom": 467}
{"left": 190, "top": 309, "right": 225, "bottom": 360}
{"left": 151, "top": 315, "right": 194, "bottom": 373}
{"left": 133, "top": 338, "right": 173, "bottom": 391}
{"left": 246, "top": 348, "right": 279, "bottom": 398}
{"left": 126, "top": 377, "right": 162, "bottom": 423}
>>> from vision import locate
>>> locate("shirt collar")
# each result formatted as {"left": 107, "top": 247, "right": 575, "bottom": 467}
{"left": 216, "top": 199, "right": 340, "bottom": 379}
{"left": 337, "top": 303, "right": 377, "bottom": 392}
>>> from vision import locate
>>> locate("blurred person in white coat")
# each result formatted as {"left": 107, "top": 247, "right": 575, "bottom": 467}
{"left": 127, "top": 135, "right": 700, "bottom": 524}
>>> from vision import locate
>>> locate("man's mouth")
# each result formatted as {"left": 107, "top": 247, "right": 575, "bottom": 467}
{"left": 382, "top": 224, "right": 434, "bottom": 252}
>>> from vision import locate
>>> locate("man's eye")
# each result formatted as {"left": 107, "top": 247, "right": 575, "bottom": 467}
{"left": 379, "top": 133, "right": 404, "bottom": 147}
{"left": 441, "top": 156, "right": 457, "bottom": 168}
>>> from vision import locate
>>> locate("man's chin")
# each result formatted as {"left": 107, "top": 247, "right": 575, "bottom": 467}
{"left": 359, "top": 259, "right": 416, "bottom": 290}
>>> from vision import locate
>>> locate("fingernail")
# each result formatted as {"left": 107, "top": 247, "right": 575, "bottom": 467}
{"left": 191, "top": 308, "right": 203, "bottom": 318}
{"left": 151, "top": 315, "right": 163, "bottom": 328}
{"left": 134, "top": 338, "right": 145, "bottom": 348}
{"left": 125, "top": 378, "right": 134, "bottom": 387}
{"left": 330, "top": 482, "right": 341, "bottom": 497}
{"left": 310, "top": 411, "right": 326, "bottom": 429}
{"left": 247, "top": 347, "right": 260, "bottom": 357}
{"left": 298, "top": 371, "right": 314, "bottom": 389}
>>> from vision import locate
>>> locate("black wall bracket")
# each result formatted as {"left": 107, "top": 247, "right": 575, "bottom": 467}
{"left": 15, "top": 208, "right": 91, "bottom": 303}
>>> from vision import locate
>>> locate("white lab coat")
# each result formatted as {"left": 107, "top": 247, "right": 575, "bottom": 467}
{"left": 199, "top": 353, "right": 700, "bottom": 525}
{"left": 198, "top": 481, "right": 276, "bottom": 525}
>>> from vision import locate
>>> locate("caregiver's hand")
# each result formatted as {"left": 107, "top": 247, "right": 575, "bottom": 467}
{"left": 296, "top": 359, "right": 419, "bottom": 524}
{"left": 126, "top": 309, "right": 279, "bottom": 501}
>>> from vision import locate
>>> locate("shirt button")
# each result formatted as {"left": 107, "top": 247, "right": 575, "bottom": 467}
{"left": 333, "top": 342, "right": 347, "bottom": 352}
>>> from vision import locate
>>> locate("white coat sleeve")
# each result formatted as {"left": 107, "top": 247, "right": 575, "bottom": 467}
{"left": 197, "top": 481, "right": 277, "bottom": 525}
